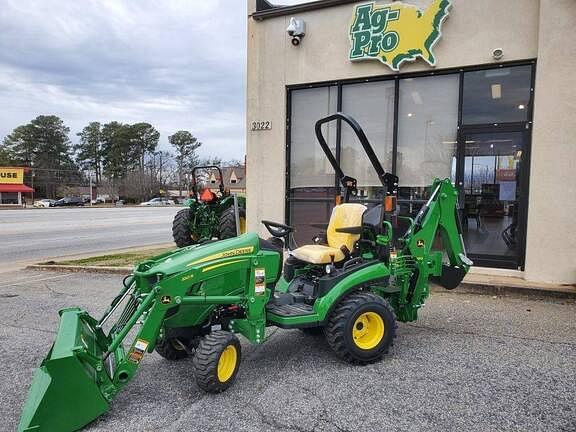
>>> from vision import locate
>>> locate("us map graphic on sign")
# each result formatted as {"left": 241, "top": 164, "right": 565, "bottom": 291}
{"left": 349, "top": 0, "right": 451, "bottom": 71}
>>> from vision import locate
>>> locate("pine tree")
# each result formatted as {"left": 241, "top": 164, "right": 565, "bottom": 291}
{"left": 75, "top": 122, "right": 103, "bottom": 184}
{"left": 169, "top": 130, "right": 201, "bottom": 196}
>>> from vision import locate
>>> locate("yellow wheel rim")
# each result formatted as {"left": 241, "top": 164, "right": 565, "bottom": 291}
{"left": 239, "top": 217, "right": 247, "bottom": 234}
{"left": 352, "top": 312, "right": 385, "bottom": 350}
{"left": 217, "top": 345, "right": 237, "bottom": 382}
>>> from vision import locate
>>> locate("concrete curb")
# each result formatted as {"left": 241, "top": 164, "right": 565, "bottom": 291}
{"left": 27, "top": 264, "right": 133, "bottom": 274}
{"left": 27, "top": 264, "right": 576, "bottom": 300}
{"left": 431, "top": 282, "right": 576, "bottom": 300}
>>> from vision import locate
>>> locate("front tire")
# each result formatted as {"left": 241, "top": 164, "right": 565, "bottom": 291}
{"left": 172, "top": 208, "right": 196, "bottom": 247}
{"left": 192, "top": 331, "right": 241, "bottom": 393}
{"left": 325, "top": 291, "right": 396, "bottom": 364}
{"left": 219, "top": 206, "right": 246, "bottom": 239}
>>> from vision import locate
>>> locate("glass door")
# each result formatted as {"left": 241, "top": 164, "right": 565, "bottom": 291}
{"left": 457, "top": 128, "right": 530, "bottom": 268}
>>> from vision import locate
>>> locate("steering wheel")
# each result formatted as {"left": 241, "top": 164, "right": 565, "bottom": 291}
{"left": 261, "top": 220, "right": 294, "bottom": 238}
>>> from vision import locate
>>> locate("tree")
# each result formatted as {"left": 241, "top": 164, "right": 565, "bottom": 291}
{"left": 2, "top": 115, "right": 79, "bottom": 198}
{"left": 130, "top": 123, "right": 159, "bottom": 201}
{"left": 169, "top": 131, "right": 201, "bottom": 196}
{"left": 131, "top": 123, "right": 159, "bottom": 171}
{"left": 100, "top": 122, "right": 135, "bottom": 183}
{"left": 0, "top": 145, "right": 10, "bottom": 165}
{"left": 75, "top": 122, "right": 103, "bottom": 184}
{"left": 1, "top": 124, "right": 36, "bottom": 165}
{"left": 199, "top": 156, "right": 223, "bottom": 167}
{"left": 224, "top": 158, "right": 244, "bottom": 167}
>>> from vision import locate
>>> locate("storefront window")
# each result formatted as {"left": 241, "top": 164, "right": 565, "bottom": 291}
{"left": 289, "top": 200, "right": 335, "bottom": 246}
{"left": 397, "top": 74, "right": 459, "bottom": 214}
{"left": 287, "top": 63, "right": 534, "bottom": 268}
{"left": 462, "top": 65, "right": 532, "bottom": 125}
{"left": 290, "top": 86, "right": 338, "bottom": 190}
{"left": 340, "top": 82, "right": 394, "bottom": 199}
{"left": 1, "top": 192, "right": 19, "bottom": 204}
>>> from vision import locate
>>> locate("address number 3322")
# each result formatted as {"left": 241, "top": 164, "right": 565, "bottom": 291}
{"left": 251, "top": 121, "right": 271, "bottom": 131}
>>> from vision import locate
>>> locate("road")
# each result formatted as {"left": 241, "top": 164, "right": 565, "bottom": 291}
{"left": 0, "top": 207, "right": 181, "bottom": 270}
{"left": 1, "top": 270, "right": 574, "bottom": 432}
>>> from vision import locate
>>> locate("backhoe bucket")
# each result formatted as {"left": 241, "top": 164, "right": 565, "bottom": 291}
{"left": 18, "top": 308, "right": 111, "bottom": 432}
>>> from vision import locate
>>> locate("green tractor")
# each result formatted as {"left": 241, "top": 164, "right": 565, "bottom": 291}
{"left": 172, "top": 165, "right": 246, "bottom": 247}
{"left": 18, "top": 113, "right": 472, "bottom": 432}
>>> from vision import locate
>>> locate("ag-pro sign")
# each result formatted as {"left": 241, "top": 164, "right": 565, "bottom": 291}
{"left": 349, "top": 0, "right": 451, "bottom": 71}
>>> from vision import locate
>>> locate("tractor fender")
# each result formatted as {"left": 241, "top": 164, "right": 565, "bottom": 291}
{"left": 313, "top": 262, "right": 390, "bottom": 322}
{"left": 218, "top": 194, "right": 246, "bottom": 210}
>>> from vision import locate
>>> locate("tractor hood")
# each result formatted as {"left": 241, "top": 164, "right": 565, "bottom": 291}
{"left": 134, "top": 233, "right": 260, "bottom": 277}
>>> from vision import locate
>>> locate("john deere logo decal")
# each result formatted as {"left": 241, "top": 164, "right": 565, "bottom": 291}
{"left": 349, "top": 0, "right": 451, "bottom": 71}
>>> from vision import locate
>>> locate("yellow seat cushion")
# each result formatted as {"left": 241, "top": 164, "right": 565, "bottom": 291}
{"left": 327, "top": 203, "right": 367, "bottom": 251}
{"left": 290, "top": 244, "right": 345, "bottom": 265}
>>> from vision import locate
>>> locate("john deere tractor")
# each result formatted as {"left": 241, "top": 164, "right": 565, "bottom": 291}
{"left": 18, "top": 113, "right": 472, "bottom": 432}
{"left": 172, "top": 165, "right": 246, "bottom": 247}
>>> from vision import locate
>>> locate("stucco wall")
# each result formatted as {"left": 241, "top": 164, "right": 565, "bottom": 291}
{"left": 524, "top": 0, "right": 576, "bottom": 284}
{"left": 246, "top": 0, "right": 575, "bottom": 283}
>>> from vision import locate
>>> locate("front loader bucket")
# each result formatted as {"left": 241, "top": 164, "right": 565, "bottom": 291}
{"left": 18, "top": 308, "right": 111, "bottom": 432}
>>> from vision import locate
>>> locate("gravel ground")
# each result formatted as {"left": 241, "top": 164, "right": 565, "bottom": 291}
{"left": 1, "top": 270, "right": 575, "bottom": 432}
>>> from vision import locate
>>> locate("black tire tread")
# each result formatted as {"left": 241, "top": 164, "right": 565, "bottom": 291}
{"left": 192, "top": 331, "right": 241, "bottom": 393}
{"left": 219, "top": 206, "right": 246, "bottom": 239}
{"left": 172, "top": 208, "right": 194, "bottom": 247}
{"left": 325, "top": 291, "right": 397, "bottom": 364}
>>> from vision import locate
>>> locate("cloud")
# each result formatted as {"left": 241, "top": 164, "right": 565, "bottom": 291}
{"left": 0, "top": 0, "right": 247, "bottom": 160}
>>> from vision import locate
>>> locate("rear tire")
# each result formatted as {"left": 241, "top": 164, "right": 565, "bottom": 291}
{"left": 325, "top": 291, "right": 396, "bottom": 364}
{"left": 219, "top": 207, "right": 246, "bottom": 239}
{"left": 192, "top": 331, "right": 241, "bottom": 393}
{"left": 155, "top": 336, "right": 189, "bottom": 360}
{"left": 172, "top": 208, "right": 195, "bottom": 247}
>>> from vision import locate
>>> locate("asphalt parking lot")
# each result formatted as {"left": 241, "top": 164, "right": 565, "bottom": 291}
{"left": 1, "top": 270, "right": 575, "bottom": 432}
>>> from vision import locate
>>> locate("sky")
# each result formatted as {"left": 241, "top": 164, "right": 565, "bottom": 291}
{"left": 0, "top": 0, "right": 250, "bottom": 160}
{"left": 0, "top": 0, "right": 312, "bottom": 160}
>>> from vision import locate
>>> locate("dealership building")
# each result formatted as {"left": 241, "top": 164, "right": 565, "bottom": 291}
{"left": 245, "top": 0, "right": 575, "bottom": 284}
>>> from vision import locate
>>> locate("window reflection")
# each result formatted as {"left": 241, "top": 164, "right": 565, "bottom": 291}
{"left": 462, "top": 65, "right": 532, "bottom": 124}
{"left": 397, "top": 74, "right": 459, "bottom": 215}
{"left": 290, "top": 87, "right": 338, "bottom": 189}
{"left": 341, "top": 81, "right": 394, "bottom": 195}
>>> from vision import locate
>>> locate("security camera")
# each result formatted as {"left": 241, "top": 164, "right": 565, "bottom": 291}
{"left": 287, "top": 17, "right": 305, "bottom": 46}
{"left": 492, "top": 48, "right": 503, "bottom": 60}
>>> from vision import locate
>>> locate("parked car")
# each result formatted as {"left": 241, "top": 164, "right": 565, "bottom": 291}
{"left": 139, "top": 197, "right": 175, "bottom": 206}
{"left": 53, "top": 197, "right": 85, "bottom": 207}
{"left": 33, "top": 199, "right": 56, "bottom": 208}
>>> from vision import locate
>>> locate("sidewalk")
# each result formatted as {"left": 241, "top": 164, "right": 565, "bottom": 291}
{"left": 450, "top": 271, "right": 576, "bottom": 299}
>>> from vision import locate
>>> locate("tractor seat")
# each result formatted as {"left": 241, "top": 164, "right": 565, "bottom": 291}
{"left": 290, "top": 203, "right": 367, "bottom": 265}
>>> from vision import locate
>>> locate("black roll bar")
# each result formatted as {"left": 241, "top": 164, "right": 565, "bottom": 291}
{"left": 191, "top": 165, "right": 225, "bottom": 195}
{"left": 314, "top": 112, "right": 398, "bottom": 199}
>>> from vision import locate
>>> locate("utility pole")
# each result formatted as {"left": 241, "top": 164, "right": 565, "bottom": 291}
{"left": 89, "top": 172, "right": 93, "bottom": 206}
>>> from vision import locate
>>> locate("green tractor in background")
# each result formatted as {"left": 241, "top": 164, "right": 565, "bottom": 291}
{"left": 18, "top": 113, "right": 473, "bottom": 432}
{"left": 172, "top": 165, "right": 246, "bottom": 247}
